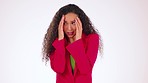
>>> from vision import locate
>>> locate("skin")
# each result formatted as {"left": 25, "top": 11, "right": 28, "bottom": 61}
{"left": 58, "top": 13, "right": 82, "bottom": 43}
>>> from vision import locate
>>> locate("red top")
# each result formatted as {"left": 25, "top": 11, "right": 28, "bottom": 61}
{"left": 50, "top": 33, "right": 99, "bottom": 83}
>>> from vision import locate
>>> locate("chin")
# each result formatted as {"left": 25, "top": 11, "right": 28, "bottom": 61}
{"left": 66, "top": 34, "right": 75, "bottom": 38}
{"left": 67, "top": 35, "right": 74, "bottom": 38}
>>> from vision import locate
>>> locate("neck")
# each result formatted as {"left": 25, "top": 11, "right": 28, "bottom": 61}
{"left": 69, "top": 38, "right": 74, "bottom": 43}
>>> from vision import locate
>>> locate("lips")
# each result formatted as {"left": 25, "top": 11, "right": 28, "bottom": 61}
{"left": 67, "top": 32, "right": 74, "bottom": 35}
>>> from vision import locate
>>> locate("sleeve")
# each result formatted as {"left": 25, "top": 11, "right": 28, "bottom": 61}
{"left": 66, "top": 34, "right": 99, "bottom": 74}
{"left": 49, "top": 39, "right": 66, "bottom": 74}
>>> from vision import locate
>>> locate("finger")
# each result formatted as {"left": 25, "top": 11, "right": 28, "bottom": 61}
{"left": 75, "top": 18, "right": 82, "bottom": 40}
{"left": 75, "top": 17, "right": 81, "bottom": 32}
{"left": 58, "top": 17, "right": 62, "bottom": 29}
{"left": 74, "top": 19, "right": 78, "bottom": 40}
{"left": 75, "top": 18, "right": 79, "bottom": 28}
{"left": 76, "top": 17, "right": 82, "bottom": 32}
{"left": 75, "top": 18, "right": 79, "bottom": 31}
{"left": 76, "top": 17, "right": 82, "bottom": 28}
{"left": 61, "top": 15, "right": 64, "bottom": 28}
{"left": 59, "top": 15, "right": 64, "bottom": 29}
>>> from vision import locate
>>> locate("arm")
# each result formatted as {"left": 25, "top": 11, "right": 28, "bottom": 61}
{"left": 66, "top": 34, "right": 99, "bottom": 74}
{"left": 49, "top": 39, "right": 66, "bottom": 74}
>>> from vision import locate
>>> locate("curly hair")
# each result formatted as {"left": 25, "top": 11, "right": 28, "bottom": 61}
{"left": 42, "top": 4, "right": 103, "bottom": 62}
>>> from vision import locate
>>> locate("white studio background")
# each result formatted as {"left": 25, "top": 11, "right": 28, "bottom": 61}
{"left": 0, "top": 0, "right": 148, "bottom": 83}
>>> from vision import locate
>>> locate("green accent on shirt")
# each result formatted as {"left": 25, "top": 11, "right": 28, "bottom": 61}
{"left": 70, "top": 55, "right": 75, "bottom": 71}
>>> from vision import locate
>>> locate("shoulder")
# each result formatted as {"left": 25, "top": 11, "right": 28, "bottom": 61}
{"left": 83, "top": 33, "right": 99, "bottom": 40}
{"left": 81, "top": 33, "right": 99, "bottom": 46}
{"left": 88, "top": 33, "right": 99, "bottom": 38}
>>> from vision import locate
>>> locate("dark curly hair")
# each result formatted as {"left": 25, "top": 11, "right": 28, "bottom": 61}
{"left": 42, "top": 4, "right": 103, "bottom": 62}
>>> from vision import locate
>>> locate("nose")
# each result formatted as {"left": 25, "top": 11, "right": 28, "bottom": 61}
{"left": 67, "top": 24, "right": 72, "bottom": 30}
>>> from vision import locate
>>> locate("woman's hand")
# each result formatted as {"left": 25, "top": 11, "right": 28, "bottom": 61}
{"left": 74, "top": 17, "right": 83, "bottom": 41}
{"left": 58, "top": 15, "right": 65, "bottom": 40}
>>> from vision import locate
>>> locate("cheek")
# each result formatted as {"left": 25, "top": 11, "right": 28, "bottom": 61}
{"left": 73, "top": 27, "right": 76, "bottom": 31}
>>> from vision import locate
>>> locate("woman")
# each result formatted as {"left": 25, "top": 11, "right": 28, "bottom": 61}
{"left": 42, "top": 4, "right": 103, "bottom": 83}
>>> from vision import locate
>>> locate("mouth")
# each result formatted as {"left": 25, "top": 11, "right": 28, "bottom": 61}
{"left": 67, "top": 32, "right": 74, "bottom": 35}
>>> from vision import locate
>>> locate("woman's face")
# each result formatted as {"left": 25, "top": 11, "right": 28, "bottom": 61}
{"left": 63, "top": 13, "right": 77, "bottom": 38}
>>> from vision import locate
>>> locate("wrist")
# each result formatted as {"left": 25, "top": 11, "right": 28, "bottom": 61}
{"left": 75, "top": 36, "right": 81, "bottom": 41}
{"left": 58, "top": 37, "right": 64, "bottom": 40}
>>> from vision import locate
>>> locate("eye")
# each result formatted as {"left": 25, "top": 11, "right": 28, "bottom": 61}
{"left": 64, "top": 22, "right": 67, "bottom": 25}
{"left": 71, "top": 21, "right": 75, "bottom": 25}
{"left": 63, "top": 22, "right": 65, "bottom": 25}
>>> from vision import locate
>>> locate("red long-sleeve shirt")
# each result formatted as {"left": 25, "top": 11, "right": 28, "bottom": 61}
{"left": 50, "top": 33, "right": 99, "bottom": 83}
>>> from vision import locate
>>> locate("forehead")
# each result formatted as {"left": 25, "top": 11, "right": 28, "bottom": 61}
{"left": 64, "top": 13, "right": 77, "bottom": 22}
